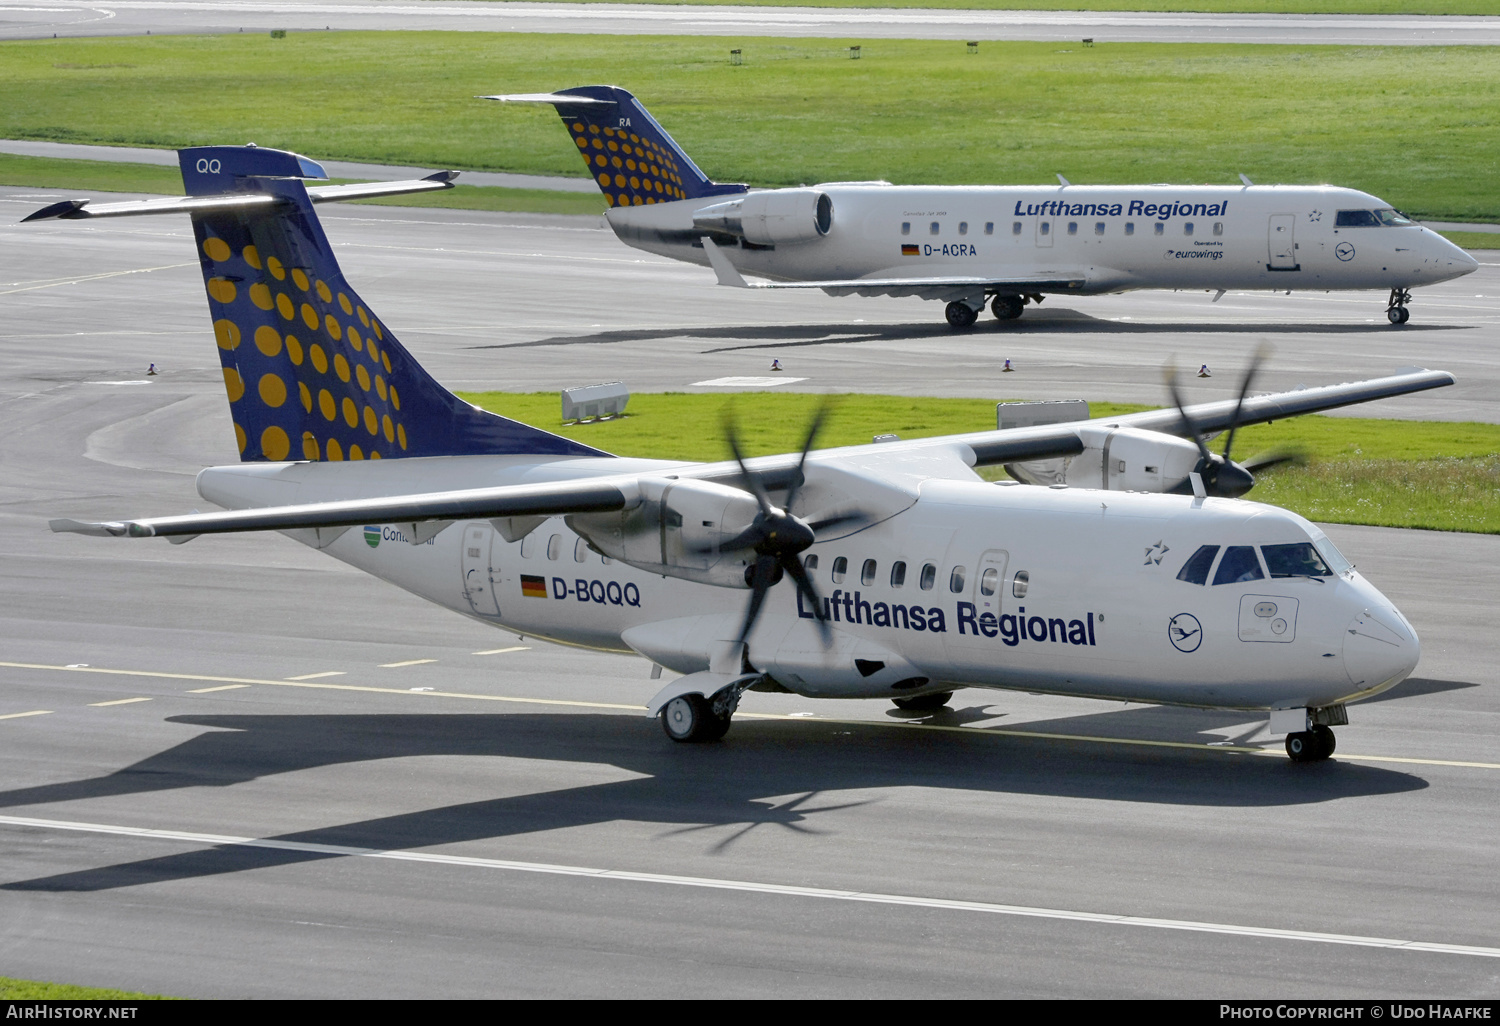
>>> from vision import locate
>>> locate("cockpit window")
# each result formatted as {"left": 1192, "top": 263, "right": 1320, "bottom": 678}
{"left": 1262, "top": 542, "right": 1332, "bottom": 578}
{"left": 1176, "top": 545, "right": 1220, "bottom": 585}
{"left": 1212, "top": 546, "right": 1265, "bottom": 585}
{"left": 1307, "top": 526, "right": 1353, "bottom": 575}
{"left": 1335, "top": 208, "right": 1414, "bottom": 227}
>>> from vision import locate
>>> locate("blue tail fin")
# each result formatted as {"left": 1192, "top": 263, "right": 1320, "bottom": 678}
{"left": 180, "top": 146, "right": 607, "bottom": 464}
{"left": 503, "top": 86, "right": 747, "bottom": 208}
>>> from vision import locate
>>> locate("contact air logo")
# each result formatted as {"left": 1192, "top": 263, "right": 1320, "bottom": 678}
{"left": 364, "top": 526, "right": 380, "bottom": 548}
{"left": 1168, "top": 613, "right": 1203, "bottom": 653}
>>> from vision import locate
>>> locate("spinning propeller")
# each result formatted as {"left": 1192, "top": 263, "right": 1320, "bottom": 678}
{"left": 1166, "top": 345, "right": 1306, "bottom": 498}
{"left": 711, "top": 406, "right": 869, "bottom": 649}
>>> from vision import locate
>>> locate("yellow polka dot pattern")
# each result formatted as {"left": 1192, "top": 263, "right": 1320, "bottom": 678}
{"left": 195, "top": 227, "right": 410, "bottom": 464}
{"left": 568, "top": 121, "right": 689, "bottom": 209}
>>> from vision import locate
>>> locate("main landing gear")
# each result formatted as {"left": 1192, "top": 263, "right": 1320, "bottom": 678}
{"left": 660, "top": 692, "right": 732, "bottom": 742}
{"left": 945, "top": 294, "right": 1035, "bottom": 331}
{"left": 1387, "top": 287, "right": 1412, "bottom": 325}
{"left": 1285, "top": 724, "right": 1336, "bottom": 763}
{"left": 945, "top": 301, "right": 979, "bottom": 331}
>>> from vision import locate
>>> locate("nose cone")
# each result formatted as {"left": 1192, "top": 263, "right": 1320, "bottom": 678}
{"left": 1344, "top": 606, "right": 1420, "bottom": 695}
{"left": 1424, "top": 231, "right": 1480, "bottom": 282}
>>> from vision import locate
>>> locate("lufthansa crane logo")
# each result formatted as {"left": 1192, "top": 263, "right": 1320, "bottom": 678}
{"left": 1335, "top": 242, "right": 1356, "bottom": 262}
{"left": 1168, "top": 613, "right": 1203, "bottom": 653}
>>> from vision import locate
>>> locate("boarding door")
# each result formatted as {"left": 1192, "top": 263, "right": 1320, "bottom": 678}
{"left": 461, "top": 522, "right": 501, "bottom": 616}
{"left": 1035, "top": 218, "right": 1054, "bottom": 248}
{"left": 950, "top": 548, "right": 1009, "bottom": 659}
{"left": 1267, "top": 214, "right": 1298, "bottom": 270}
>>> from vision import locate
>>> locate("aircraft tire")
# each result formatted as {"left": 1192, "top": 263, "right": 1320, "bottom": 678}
{"left": 892, "top": 691, "right": 954, "bottom": 711}
{"left": 945, "top": 301, "right": 979, "bottom": 331}
{"left": 991, "top": 295, "right": 1024, "bottom": 321}
{"left": 1388, "top": 306, "right": 1410, "bottom": 325}
{"left": 660, "top": 693, "right": 727, "bottom": 743}
{"left": 1311, "top": 723, "right": 1336, "bottom": 758}
{"left": 1286, "top": 728, "right": 1334, "bottom": 762}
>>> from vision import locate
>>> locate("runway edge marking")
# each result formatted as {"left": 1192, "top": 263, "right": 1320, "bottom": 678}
{"left": 3, "top": 662, "right": 1496, "bottom": 769}
{"left": 2, "top": 813, "right": 1498, "bottom": 960}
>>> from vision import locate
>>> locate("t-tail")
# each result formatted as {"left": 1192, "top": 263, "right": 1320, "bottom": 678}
{"left": 480, "top": 86, "right": 748, "bottom": 208}
{"left": 24, "top": 145, "right": 607, "bottom": 464}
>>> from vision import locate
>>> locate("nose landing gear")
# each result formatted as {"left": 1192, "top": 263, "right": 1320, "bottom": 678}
{"left": 1286, "top": 724, "right": 1336, "bottom": 762}
{"left": 1386, "top": 287, "right": 1412, "bottom": 325}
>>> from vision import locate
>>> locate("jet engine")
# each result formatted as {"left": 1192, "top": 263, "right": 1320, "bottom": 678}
{"left": 691, "top": 189, "right": 833, "bottom": 246}
{"left": 568, "top": 478, "right": 762, "bottom": 588}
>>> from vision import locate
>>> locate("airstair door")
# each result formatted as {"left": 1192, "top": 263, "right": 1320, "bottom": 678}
{"left": 461, "top": 522, "right": 501, "bottom": 616}
{"left": 948, "top": 548, "right": 1009, "bottom": 657}
{"left": 1267, "top": 214, "right": 1298, "bottom": 270}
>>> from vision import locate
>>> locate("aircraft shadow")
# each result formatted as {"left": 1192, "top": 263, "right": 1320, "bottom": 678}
{"left": 0, "top": 709, "right": 1426, "bottom": 893}
{"left": 1357, "top": 676, "right": 1482, "bottom": 704}
{"left": 461, "top": 314, "right": 1469, "bottom": 355}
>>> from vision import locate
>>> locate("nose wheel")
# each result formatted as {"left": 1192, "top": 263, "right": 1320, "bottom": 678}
{"left": 1386, "top": 288, "right": 1412, "bottom": 325}
{"left": 1286, "top": 724, "right": 1336, "bottom": 762}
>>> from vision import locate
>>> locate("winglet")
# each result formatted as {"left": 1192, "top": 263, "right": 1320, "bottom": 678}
{"left": 22, "top": 199, "right": 88, "bottom": 223}
{"left": 701, "top": 237, "right": 750, "bottom": 288}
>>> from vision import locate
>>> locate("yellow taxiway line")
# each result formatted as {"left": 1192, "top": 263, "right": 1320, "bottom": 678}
{"left": 1, "top": 660, "right": 1496, "bottom": 771}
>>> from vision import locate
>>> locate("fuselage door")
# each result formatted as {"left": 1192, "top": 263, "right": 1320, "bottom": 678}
{"left": 462, "top": 522, "right": 501, "bottom": 616}
{"left": 1268, "top": 214, "right": 1298, "bottom": 270}
{"left": 1035, "top": 217, "right": 1054, "bottom": 249}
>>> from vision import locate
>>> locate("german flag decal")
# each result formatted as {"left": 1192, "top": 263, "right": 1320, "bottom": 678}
{"left": 521, "top": 574, "right": 548, "bottom": 598}
{"left": 901, "top": 244, "right": 920, "bottom": 256}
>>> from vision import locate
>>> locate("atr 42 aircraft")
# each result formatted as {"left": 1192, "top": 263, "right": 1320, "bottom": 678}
{"left": 31, "top": 146, "right": 1454, "bottom": 762}
{"left": 486, "top": 86, "right": 1478, "bottom": 330}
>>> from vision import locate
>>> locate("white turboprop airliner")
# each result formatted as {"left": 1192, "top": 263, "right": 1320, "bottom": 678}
{"left": 488, "top": 86, "right": 1478, "bottom": 329}
{"left": 31, "top": 146, "right": 1452, "bottom": 762}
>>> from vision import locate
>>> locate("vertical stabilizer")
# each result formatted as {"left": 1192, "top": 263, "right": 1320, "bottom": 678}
{"left": 178, "top": 146, "right": 607, "bottom": 464}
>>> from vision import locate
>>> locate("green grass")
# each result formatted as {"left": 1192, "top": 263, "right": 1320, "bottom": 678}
{"left": 0, "top": 975, "right": 173, "bottom": 999}
{"left": 1434, "top": 230, "right": 1500, "bottom": 250}
{"left": 4, "top": 34, "right": 1499, "bottom": 221}
{"left": 458, "top": 390, "right": 1500, "bottom": 533}
{"left": 0, "top": 153, "right": 606, "bottom": 215}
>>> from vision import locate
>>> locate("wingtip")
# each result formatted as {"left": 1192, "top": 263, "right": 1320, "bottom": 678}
{"left": 22, "top": 199, "right": 88, "bottom": 223}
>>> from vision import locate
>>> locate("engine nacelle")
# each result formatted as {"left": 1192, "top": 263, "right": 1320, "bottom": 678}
{"left": 1007, "top": 426, "right": 1202, "bottom": 492}
{"left": 691, "top": 189, "right": 833, "bottom": 246}
{"left": 568, "top": 478, "right": 761, "bottom": 589}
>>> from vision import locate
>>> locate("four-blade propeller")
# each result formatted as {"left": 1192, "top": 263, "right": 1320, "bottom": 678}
{"left": 1166, "top": 345, "right": 1305, "bottom": 498}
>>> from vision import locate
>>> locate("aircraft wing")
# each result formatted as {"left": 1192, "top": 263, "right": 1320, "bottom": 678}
{"left": 51, "top": 477, "right": 629, "bottom": 540}
{"left": 700, "top": 237, "right": 1084, "bottom": 295}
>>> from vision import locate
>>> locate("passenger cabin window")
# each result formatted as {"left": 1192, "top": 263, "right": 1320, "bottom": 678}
{"left": 520, "top": 532, "right": 538, "bottom": 559}
{"left": 1125, "top": 222, "right": 1135, "bottom": 236}
{"left": 861, "top": 559, "right": 877, "bottom": 586}
{"left": 574, "top": 538, "right": 589, "bottom": 562}
{"left": 958, "top": 222, "right": 968, "bottom": 236}
{"left": 979, "top": 567, "right": 998, "bottom": 596}
{"left": 949, "top": 566, "right": 967, "bottom": 593}
{"left": 1213, "top": 222, "right": 1224, "bottom": 236}
{"left": 1011, "top": 221, "right": 1022, "bottom": 235}
{"left": 890, "top": 560, "right": 907, "bottom": 587}
{"left": 1067, "top": 222, "right": 1078, "bottom": 235}
{"left": 985, "top": 222, "right": 995, "bottom": 235}
{"left": 1184, "top": 222, "right": 1194, "bottom": 236}
{"left": 1176, "top": 544, "right": 1220, "bottom": 585}
{"left": 930, "top": 221, "right": 940, "bottom": 235}
{"left": 1012, "top": 570, "right": 1030, "bottom": 598}
{"left": 1094, "top": 222, "right": 1106, "bottom": 236}
{"left": 1040, "top": 222, "right": 1051, "bottom": 236}
{"left": 546, "top": 534, "right": 562, "bottom": 560}
{"left": 804, "top": 554, "right": 819, "bottom": 572}
{"left": 831, "top": 556, "right": 847, "bottom": 583}
{"left": 1262, "top": 543, "right": 1332, "bottom": 578}
{"left": 901, "top": 222, "right": 911, "bottom": 236}
{"left": 1154, "top": 222, "right": 1165, "bottom": 236}
{"left": 919, "top": 563, "right": 937, "bottom": 590}
{"left": 1212, "top": 546, "right": 1264, "bottom": 585}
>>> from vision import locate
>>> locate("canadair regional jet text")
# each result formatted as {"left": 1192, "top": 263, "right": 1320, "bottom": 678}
{"left": 488, "top": 86, "right": 1477, "bottom": 329}
{"left": 30, "top": 145, "right": 1452, "bottom": 762}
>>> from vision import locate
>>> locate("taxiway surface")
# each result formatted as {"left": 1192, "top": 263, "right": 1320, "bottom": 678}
{"left": 2, "top": 186, "right": 1498, "bottom": 997}
{"left": 4, "top": 0, "right": 1500, "bottom": 46}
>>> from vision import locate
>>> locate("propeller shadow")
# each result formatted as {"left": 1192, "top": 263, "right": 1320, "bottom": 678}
{"left": 0, "top": 708, "right": 1427, "bottom": 893}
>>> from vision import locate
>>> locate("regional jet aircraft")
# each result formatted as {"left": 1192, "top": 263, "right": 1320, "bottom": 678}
{"left": 487, "top": 86, "right": 1478, "bottom": 329}
{"left": 31, "top": 146, "right": 1451, "bottom": 761}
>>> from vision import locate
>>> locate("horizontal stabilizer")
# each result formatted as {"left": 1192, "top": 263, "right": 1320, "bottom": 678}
{"left": 22, "top": 173, "right": 458, "bottom": 222}
{"left": 477, "top": 92, "right": 614, "bottom": 106}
